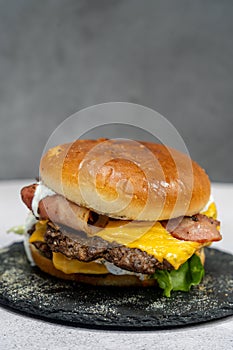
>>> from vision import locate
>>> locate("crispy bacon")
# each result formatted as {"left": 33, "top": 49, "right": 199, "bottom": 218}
{"left": 162, "top": 214, "right": 221, "bottom": 243}
{"left": 20, "top": 183, "right": 37, "bottom": 211}
{"left": 20, "top": 184, "right": 108, "bottom": 235}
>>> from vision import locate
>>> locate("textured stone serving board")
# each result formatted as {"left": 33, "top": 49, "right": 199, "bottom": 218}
{"left": 0, "top": 243, "right": 232, "bottom": 330}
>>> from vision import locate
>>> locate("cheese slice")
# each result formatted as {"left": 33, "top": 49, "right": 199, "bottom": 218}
{"left": 96, "top": 221, "right": 204, "bottom": 270}
{"left": 95, "top": 201, "right": 217, "bottom": 270}
{"left": 29, "top": 220, "right": 48, "bottom": 243}
{"left": 201, "top": 202, "right": 217, "bottom": 219}
{"left": 52, "top": 252, "right": 108, "bottom": 274}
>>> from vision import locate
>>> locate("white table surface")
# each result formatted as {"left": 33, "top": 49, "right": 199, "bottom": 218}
{"left": 0, "top": 180, "right": 232, "bottom": 350}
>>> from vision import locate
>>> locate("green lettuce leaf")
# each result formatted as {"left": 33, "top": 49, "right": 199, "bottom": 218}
{"left": 153, "top": 254, "right": 205, "bottom": 297}
{"left": 7, "top": 225, "right": 25, "bottom": 235}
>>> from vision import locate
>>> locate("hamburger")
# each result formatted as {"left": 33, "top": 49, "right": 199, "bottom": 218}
{"left": 20, "top": 138, "right": 221, "bottom": 296}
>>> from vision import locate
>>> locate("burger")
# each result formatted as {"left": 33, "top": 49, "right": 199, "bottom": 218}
{"left": 20, "top": 138, "right": 221, "bottom": 297}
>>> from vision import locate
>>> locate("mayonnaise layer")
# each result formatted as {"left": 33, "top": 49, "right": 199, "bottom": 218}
{"left": 31, "top": 182, "right": 56, "bottom": 218}
{"left": 103, "top": 261, "right": 146, "bottom": 280}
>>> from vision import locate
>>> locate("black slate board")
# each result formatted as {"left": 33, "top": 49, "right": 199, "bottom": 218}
{"left": 0, "top": 242, "right": 232, "bottom": 330}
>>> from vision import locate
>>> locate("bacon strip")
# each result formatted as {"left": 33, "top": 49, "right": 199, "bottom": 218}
{"left": 163, "top": 214, "right": 221, "bottom": 243}
{"left": 21, "top": 184, "right": 109, "bottom": 235}
{"left": 21, "top": 183, "right": 37, "bottom": 211}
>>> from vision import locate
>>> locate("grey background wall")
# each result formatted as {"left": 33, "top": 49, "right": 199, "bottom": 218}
{"left": 0, "top": 0, "right": 232, "bottom": 182}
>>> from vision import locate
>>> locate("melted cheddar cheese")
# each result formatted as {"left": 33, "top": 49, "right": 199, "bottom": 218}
{"left": 53, "top": 252, "right": 108, "bottom": 274}
{"left": 201, "top": 201, "right": 217, "bottom": 219}
{"left": 28, "top": 201, "right": 217, "bottom": 273}
{"left": 96, "top": 221, "right": 204, "bottom": 270}
{"left": 29, "top": 220, "right": 48, "bottom": 243}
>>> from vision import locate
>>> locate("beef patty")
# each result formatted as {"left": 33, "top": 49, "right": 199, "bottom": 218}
{"left": 32, "top": 222, "right": 173, "bottom": 275}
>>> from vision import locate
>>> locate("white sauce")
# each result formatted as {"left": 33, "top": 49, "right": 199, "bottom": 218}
{"left": 103, "top": 261, "right": 147, "bottom": 280}
{"left": 24, "top": 182, "right": 55, "bottom": 264}
{"left": 31, "top": 182, "right": 56, "bottom": 218}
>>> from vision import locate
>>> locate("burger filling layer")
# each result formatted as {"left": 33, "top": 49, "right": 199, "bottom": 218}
{"left": 28, "top": 194, "right": 218, "bottom": 274}
{"left": 20, "top": 183, "right": 221, "bottom": 296}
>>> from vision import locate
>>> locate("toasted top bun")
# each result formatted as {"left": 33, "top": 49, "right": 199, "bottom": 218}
{"left": 40, "top": 138, "right": 210, "bottom": 221}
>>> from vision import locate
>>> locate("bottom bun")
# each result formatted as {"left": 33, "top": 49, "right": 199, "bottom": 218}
{"left": 30, "top": 245, "right": 157, "bottom": 287}
{"left": 196, "top": 247, "right": 205, "bottom": 266}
